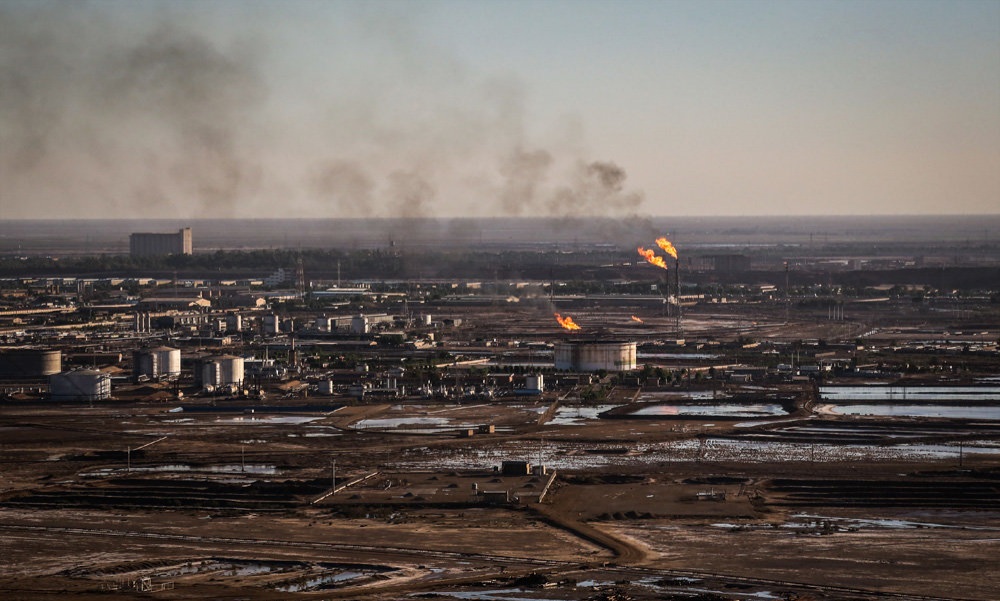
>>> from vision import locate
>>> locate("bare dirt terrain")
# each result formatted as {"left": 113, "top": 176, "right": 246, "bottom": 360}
{"left": 2, "top": 392, "right": 999, "bottom": 601}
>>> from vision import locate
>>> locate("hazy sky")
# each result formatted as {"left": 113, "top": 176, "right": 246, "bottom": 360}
{"left": 1, "top": 0, "right": 998, "bottom": 219}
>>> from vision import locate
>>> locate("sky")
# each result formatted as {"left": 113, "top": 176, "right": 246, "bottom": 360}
{"left": 1, "top": 0, "right": 998, "bottom": 220}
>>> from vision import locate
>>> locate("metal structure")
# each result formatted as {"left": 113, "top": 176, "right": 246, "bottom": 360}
{"left": 49, "top": 369, "right": 112, "bottom": 401}
{"left": 200, "top": 355, "right": 245, "bottom": 390}
{"left": 554, "top": 340, "right": 637, "bottom": 372}
{"left": 226, "top": 313, "right": 243, "bottom": 332}
{"left": 0, "top": 349, "right": 62, "bottom": 378}
{"left": 133, "top": 346, "right": 181, "bottom": 382}
{"left": 351, "top": 315, "right": 369, "bottom": 335}
{"left": 262, "top": 314, "right": 280, "bottom": 335}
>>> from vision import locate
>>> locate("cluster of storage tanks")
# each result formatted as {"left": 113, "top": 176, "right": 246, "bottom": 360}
{"left": 0, "top": 348, "right": 111, "bottom": 401}
{"left": 1, "top": 346, "right": 247, "bottom": 399}
{"left": 3, "top": 337, "right": 638, "bottom": 402}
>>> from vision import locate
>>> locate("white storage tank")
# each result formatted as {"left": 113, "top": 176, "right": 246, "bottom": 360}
{"left": 154, "top": 346, "right": 181, "bottom": 378}
{"left": 217, "top": 355, "right": 244, "bottom": 387}
{"left": 50, "top": 369, "right": 112, "bottom": 401}
{"left": 315, "top": 316, "right": 333, "bottom": 332}
{"left": 262, "top": 314, "right": 279, "bottom": 335}
{"left": 133, "top": 346, "right": 181, "bottom": 381}
{"left": 201, "top": 355, "right": 245, "bottom": 390}
{"left": 554, "top": 340, "right": 637, "bottom": 372}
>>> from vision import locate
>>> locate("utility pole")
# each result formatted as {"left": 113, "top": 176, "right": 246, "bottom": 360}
{"left": 784, "top": 261, "right": 790, "bottom": 324}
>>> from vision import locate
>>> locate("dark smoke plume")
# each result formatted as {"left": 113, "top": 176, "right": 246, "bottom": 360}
{"left": 0, "top": 3, "right": 648, "bottom": 222}
{"left": 310, "top": 161, "right": 377, "bottom": 216}
{"left": 498, "top": 147, "right": 553, "bottom": 216}
{"left": 388, "top": 171, "right": 435, "bottom": 219}
{"left": 547, "top": 160, "right": 644, "bottom": 216}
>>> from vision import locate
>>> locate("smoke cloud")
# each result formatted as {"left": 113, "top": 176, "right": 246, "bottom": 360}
{"left": 0, "top": 3, "right": 646, "bottom": 221}
{"left": 498, "top": 147, "right": 553, "bottom": 216}
{"left": 310, "top": 161, "right": 376, "bottom": 217}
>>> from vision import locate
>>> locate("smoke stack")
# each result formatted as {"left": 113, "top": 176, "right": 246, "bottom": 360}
{"left": 675, "top": 257, "right": 682, "bottom": 336}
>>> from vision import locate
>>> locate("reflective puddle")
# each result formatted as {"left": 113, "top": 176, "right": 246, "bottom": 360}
{"left": 629, "top": 403, "right": 788, "bottom": 418}
{"left": 819, "top": 404, "right": 1000, "bottom": 419}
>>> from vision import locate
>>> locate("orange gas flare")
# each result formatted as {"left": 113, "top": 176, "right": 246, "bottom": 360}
{"left": 631, "top": 315, "right": 643, "bottom": 323}
{"left": 554, "top": 313, "right": 581, "bottom": 330}
{"left": 655, "top": 237, "right": 678, "bottom": 260}
{"left": 637, "top": 246, "right": 668, "bottom": 270}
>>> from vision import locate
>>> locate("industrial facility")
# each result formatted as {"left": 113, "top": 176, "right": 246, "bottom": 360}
{"left": 1, "top": 217, "right": 999, "bottom": 601}
{"left": 554, "top": 340, "right": 637, "bottom": 372}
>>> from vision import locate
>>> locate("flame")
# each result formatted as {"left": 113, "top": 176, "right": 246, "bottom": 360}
{"left": 637, "top": 246, "right": 668, "bottom": 270}
{"left": 554, "top": 313, "right": 581, "bottom": 330}
{"left": 655, "top": 237, "right": 678, "bottom": 260}
{"left": 631, "top": 315, "right": 643, "bottom": 323}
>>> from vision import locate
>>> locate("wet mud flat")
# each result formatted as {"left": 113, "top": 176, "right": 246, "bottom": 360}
{"left": 732, "top": 417, "right": 1000, "bottom": 445}
{"left": 3, "top": 395, "right": 1000, "bottom": 600}
{"left": 2, "top": 475, "right": 331, "bottom": 511}
{"left": 766, "top": 468, "right": 1000, "bottom": 509}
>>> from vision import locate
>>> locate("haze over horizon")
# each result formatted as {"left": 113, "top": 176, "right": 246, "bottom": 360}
{"left": 1, "top": 0, "right": 998, "bottom": 221}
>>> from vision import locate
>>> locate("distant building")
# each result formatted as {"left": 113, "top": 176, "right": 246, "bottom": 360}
{"left": 129, "top": 228, "right": 192, "bottom": 257}
{"left": 501, "top": 460, "right": 531, "bottom": 476}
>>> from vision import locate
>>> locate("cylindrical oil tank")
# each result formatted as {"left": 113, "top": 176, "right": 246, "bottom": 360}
{"left": 134, "top": 346, "right": 181, "bottom": 381}
{"left": 554, "top": 340, "right": 637, "bottom": 372}
{"left": 50, "top": 369, "right": 112, "bottom": 401}
{"left": 220, "top": 355, "right": 244, "bottom": 386}
{"left": 262, "top": 314, "right": 279, "bottom": 335}
{"left": 202, "top": 355, "right": 245, "bottom": 389}
{"left": 0, "top": 349, "right": 62, "bottom": 378}
{"left": 201, "top": 361, "right": 220, "bottom": 389}
{"left": 133, "top": 350, "right": 158, "bottom": 382}
{"left": 153, "top": 346, "right": 181, "bottom": 378}
{"left": 351, "top": 315, "right": 369, "bottom": 334}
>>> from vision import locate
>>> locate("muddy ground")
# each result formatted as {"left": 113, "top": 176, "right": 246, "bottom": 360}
{"left": 2, "top": 393, "right": 999, "bottom": 600}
